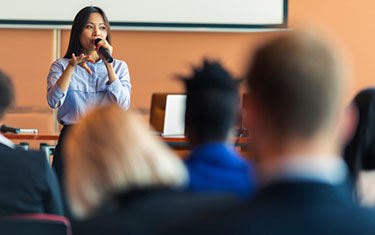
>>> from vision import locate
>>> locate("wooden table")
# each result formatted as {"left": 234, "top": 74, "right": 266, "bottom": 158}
{"left": 4, "top": 133, "right": 250, "bottom": 151}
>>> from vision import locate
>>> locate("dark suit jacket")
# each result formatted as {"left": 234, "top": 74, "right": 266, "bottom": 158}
{"left": 72, "top": 188, "right": 240, "bottom": 235}
{"left": 0, "top": 144, "right": 64, "bottom": 216}
{"left": 169, "top": 181, "right": 375, "bottom": 235}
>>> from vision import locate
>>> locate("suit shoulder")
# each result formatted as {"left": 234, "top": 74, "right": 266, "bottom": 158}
{"left": 0, "top": 146, "right": 47, "bottom": 167}
{"left": 15, "top": 148, "right": 45, "bottom": 160}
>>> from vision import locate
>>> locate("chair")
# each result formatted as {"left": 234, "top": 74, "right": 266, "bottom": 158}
{"left": 149, "top": 93, "right": 184, "bottom": 133}
{"left": 0, "top": 213, "right": 71, "bottom": 235}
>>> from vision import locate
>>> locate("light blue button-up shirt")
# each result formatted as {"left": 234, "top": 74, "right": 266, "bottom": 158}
{"left": 47, "top": 58, "right": 131, "bottom": 125}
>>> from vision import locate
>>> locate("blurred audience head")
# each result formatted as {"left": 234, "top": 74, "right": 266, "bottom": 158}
{"left": 245, "top": 30, "right": 348, "bottom": 156}
{"left": 64, "top": 104, "right": 188, "bottom": 218}
{"left": 344, "top": 88, "right": 375, "bottom": 178}
{"left": 0, "top": 70, "right": 14, "bottom": 119}
{"left": 180, "top": 59, "right": 241, "bottom": 146}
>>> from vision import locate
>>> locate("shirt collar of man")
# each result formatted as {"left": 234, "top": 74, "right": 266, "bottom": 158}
{"left": 0, "top": 133, "right": 15, "bottom": 149}
{"left": 261, "top": 155, "right": 348, "bottom": 186}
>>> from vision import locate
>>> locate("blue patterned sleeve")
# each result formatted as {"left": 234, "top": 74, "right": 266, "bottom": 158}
{"left": 46, "top": 60, "right": 68, "bottom": 109}
{"left": 107, "top": 60, "right": 131, "bottom": 110}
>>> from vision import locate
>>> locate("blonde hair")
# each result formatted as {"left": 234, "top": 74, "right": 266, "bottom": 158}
{"left": 64, "top": 104, "right": 188, "bottom": 218}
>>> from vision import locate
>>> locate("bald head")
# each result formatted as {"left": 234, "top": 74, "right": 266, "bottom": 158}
{"left": 247, "top": 31, "right": 344, "bottom": 139}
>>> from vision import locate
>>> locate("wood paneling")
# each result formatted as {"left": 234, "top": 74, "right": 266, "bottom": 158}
{"left": 2, "top": 0, "right": 375, "bottom": 145}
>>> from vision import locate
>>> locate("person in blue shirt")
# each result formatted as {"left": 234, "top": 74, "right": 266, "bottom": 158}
{"left": 46, "top": 6, "right": 131, "bottom": 212}
{"left": 180, "top": 60, "right": 256, "bottom": 198}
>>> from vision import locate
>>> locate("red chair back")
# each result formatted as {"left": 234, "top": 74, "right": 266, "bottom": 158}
{"left": 0, "top": 213, "right": 71, "bottom": 235}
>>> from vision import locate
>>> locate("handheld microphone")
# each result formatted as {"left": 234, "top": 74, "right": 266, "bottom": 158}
{"left": 94, "top": 38, "right": 113, "bottom": 63}
{"left": 0, "top": 125, "right": 20, "bottom": 134}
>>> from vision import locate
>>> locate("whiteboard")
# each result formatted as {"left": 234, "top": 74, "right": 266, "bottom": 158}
{"left": 0, "top": 0, "right": 288, "bottom": 31}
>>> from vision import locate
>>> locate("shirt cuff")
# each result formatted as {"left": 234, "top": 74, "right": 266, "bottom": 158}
{"left": 50, "top": 85, "right": 66, "bottom": 108}
{"left": 107, "top": 79, "right": 122, "bottom": 95}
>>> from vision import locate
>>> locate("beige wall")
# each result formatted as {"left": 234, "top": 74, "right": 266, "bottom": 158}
{"left": 0, "top": 29, "right": 55, "bottom": 134}
{"left": 1, "top": 0, "right": 375, "bottom": 138}
{"left": 289, "top": 0, "right": 375, "bottom": 98}
{"left": 60, "top": 30, "right": 281, "bottom": 112}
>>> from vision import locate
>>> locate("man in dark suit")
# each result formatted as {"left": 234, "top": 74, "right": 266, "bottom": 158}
{"left": 168, "top": 31, "right": 375, "bottom": 234}
{"left": 0, "top": 70, "right": 63, "bottom": 216}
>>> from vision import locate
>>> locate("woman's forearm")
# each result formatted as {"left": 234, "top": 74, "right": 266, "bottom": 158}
{"left": 106, "top": 62, "right": 117, "bottom": 84}
{"left": 56, "top": 64, "right": 75, "bottom": 92}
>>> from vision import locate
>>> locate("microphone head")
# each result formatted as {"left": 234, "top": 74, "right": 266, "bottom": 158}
{"left": 94, "top": 38, "right": 102, "bottom": 46}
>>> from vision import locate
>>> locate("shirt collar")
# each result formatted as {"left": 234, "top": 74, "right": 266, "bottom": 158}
{"left": 0, "top": 133, "right": 15, "bottom": 149}
{"left": 94, "top": 59, "right": 104, "bottom": 64}
{"left": 261, "top": 155, "right": 348, "bottom": 186}
{"left": 192, "top": 142, "right": 230, "bottom": 151}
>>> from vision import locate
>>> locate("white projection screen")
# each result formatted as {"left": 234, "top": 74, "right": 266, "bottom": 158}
{"left": 0, "top": 0, "right": 288, "bottom": 31}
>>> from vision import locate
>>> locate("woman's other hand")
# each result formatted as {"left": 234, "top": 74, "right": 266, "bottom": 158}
{"left": 69, "top": 53, "right": 96, "bottom": 74}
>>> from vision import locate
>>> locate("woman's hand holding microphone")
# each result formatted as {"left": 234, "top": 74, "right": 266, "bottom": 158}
{"left": 95, "top": 38, "right": 113, "bottom": 64}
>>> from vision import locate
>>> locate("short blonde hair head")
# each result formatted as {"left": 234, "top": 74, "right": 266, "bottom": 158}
{"left": 64, "top": 104, "right": 188, "bottom": 218}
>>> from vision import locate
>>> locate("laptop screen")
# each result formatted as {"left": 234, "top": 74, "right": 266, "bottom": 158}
{"left": 162, "top": 95, "right": 186, "bottom": 137}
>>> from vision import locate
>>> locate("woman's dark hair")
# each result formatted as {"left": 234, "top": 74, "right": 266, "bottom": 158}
{"left": 344, "top": 88, "right": 375, "bottom": 180}
{"left": 64, "top": 6, "right": 111, "bottom": 59}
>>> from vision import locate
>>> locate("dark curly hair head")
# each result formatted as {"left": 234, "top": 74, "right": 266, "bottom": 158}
{"left": 180, "top": 59, "right": 241, "bottom": 145}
